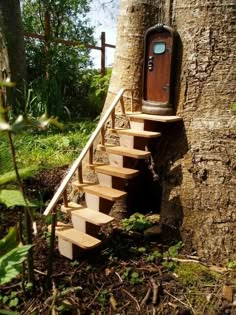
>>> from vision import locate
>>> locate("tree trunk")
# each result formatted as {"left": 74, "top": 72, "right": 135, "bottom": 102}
{"left": 0, "top": 0, "right": 27, "bottom": 110}
{"left": 159, "top": 0, "right": 236, "bottom": 263}
{"left": 103, "top": 0, "right": 164, "bottom": 112}
{"left": 104, "top": 0, "right": 236, "bottom": 263}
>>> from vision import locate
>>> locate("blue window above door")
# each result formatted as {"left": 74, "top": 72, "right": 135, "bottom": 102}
{"left": 153, "top": 42, "right": 166, "bottom": 54}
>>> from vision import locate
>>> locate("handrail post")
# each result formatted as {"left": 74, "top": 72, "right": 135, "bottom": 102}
{"left": 63, "top": 190, "right": 68, "bottom": 207}
{"left": 101, "top": 126, "right": 105, "bottom": 145}
{"left": 131, "top": 90, "right": 134, "bottom": 112}
{"left": 78, "top": 164, "right": 83, "bottom": 184}
{"left": 111, "top": 109, "right": 115, "bottom": 129}
{"left": 120, "top": 96, "right": 125, "bottom": 115}
{"left": 101, "top": 32, "right": 106, "bottom": 76}
{"left": 89, "top": 144, "right": 94, "bottom": 165}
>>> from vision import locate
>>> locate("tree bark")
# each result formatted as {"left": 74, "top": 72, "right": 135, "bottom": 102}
{"left": 159, "top": 0, "right": 236, "bottom": 263}
{"left": 103, "top": 0, "right": 236, "bottom": 263}
{"left": 0, "top": 0, "right": 27, "bottom": 108}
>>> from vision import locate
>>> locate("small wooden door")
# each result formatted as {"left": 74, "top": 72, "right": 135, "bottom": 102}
{"left": 142, "top": 24, "right": 176, "bottom": 115}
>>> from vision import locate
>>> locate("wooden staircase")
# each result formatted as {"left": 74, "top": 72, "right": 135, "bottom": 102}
{"left": 44, "top": 89, "right": 182, "bottom": 260}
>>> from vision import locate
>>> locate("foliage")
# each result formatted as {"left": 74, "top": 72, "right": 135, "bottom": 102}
{"left": 0, "top": 228, "right": 31, "bottom": 286}
{"left": 163, "top": 241, "right": 183, "bottom": 258}
{"left": 121, "top": 213, "right": 153, "bottom": 232}
{"left": 226, "top": 261, "right": 236, "bottom": 269}
{"left": 20, "top": 0, "right": 100, "bottom": 120}
{"left": 121, "top": 267, "right": 142, "bottom": 285}
{"left": 91, "top": 68, "right": 112, "bottom": 98}
{"left": 0, "top": 121, "right": 95, "bottom": 178}
{"left": 0, "top": 190, "right": 37, "bottom": 208}
{"left": 146, "top": 250, "right": 162, "bottom": 262}
{"left": 231, "top": 103, "right": 236, "bottom": 111}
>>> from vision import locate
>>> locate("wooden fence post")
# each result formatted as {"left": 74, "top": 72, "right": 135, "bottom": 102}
{"left": 45, "top": 11, "right": 51, "bottom": 80}
{"left": 101, "top": 32, "right": 106, "bottom": 76}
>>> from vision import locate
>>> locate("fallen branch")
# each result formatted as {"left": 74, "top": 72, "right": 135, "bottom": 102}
{"left": 163, "top": 289, "right": 189, "bottom": 309}
{"left": 87, "top": 283, "right": 105, "bottom": 308}
{"left": 122, "top": 288, "right": 140, "bottom": 311}
{"left": 45, "top": 286, "right": 82, "bottom": 305}
{"left": 150, "top": 278, "right": 159, "bottom": 305}
{"left": 140, "top": 287, "right": 152, "bottom": 307}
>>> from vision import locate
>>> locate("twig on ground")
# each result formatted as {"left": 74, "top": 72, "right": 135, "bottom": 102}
{"left": 184, "top": 294, "right": 196, "bottom": 315}
{"left": 140, "top": 287, "right": 152, "bottom": 307}
{"left": 115, "top": 271, "right": 123, "bottom": 283}
{"left": 34, "top": 268, "right": 47, "bottom": 275}
{"left": 87, "top": 283, "right": 105, "bottom": 308}
{"left": 163, "top": 289, "right": 189, "bottom": 309}
{"left": 122, "top": 288, "right": 140, "bottom": 311}
{"left": 45, "top": 285, "right": 82, "bottom": 305}
{"left": 150, "top": 278, "right": 159, "bottom": 305}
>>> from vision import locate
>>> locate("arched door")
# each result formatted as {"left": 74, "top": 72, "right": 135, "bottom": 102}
{"left": 142, "top": 24, "right": 176, "bottom": 115}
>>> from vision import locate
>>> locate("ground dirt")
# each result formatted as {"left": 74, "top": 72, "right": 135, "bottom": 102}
{"left": 0, "top": 167, "right": 235, "bottom": 315}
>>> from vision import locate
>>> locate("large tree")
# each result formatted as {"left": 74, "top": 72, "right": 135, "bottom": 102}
{"left": 105, "top": 0, "right": 236, "bottom": 263}
{"left": 0, "top": 0, "right": 27, "bottom": 84}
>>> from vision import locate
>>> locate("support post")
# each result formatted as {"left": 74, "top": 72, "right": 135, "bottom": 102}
{"left": 89, "top": 144, "right": 94, "bottom": 165}
{"left": 131, "top": 90, "right": 134, "bottom": 112}
{"left": 78, "top": 164, "right": 83, "bottom": 184}
{"left": 44, "top": 11, "right": 51, "bottom": 80}
{"left": 101, "top": 126, "right": 105, "bottom": 145}
{"left": 101, "top": 32, "right": 106, "bottom": 76}
{"left": 120, "top": 96, "right": 125, "bottom": 115}
{"left": 111, "top": 109, "right": 115, "bottom": 129}
{"left": 63, "top": 190, "right": 68, "bottom": 207}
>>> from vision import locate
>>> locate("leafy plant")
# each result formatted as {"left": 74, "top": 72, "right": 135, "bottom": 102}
{"left": 0, "top": 228, "right": 31, "bottom": 286}
{"left": 97, "top": 289, "right": 109, "bottom": 309}
{"left": 122, "top": 213, "right": 153, "bottom": 232}
{"left": 146, "top": 250, "right": 162, "bottom": 262}
{"left": 163, "top": 241, "right": 183, "bottom": 258}
{"left": 226, "top": 261, "right": 236, "bottom": 269}
{"left": 121, "top": 267, "right": 142, "bottom": 285}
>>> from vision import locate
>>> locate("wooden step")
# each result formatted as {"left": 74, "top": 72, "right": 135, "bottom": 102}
{"left": 72, "top": 208, "right": 114, "bottom": 226}
{"left": 82, "top": 184, "right": 126, "bottom": 201}
{"left": 72, "top": 180, "right": 96, "bottom": 189}
{"left": 61, "top": 202, "right": 84, "bottom": 213}
{"left": 86, "top": 162, "right": 108, "bottom": 170}
{"left": 127, "top": 112, "right": 182, "bottom": 123}
{"left": 109, "top": 128, "right": 161, "bottom": 138}
{"left": 105, "top": 146, "right": 151, "bottom": 159}
{"left": 48, "top": 221, "right": 72, "bottom": 232}
{"left": 56, "top": 227, "right": 101, "bottom": 250}
{"left": 95, "top": 165, "right": 139, "bottom": 179}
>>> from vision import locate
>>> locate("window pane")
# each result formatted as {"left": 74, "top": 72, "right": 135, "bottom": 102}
{"left": 153, "top": 42, "right": 166, "bottom": 54}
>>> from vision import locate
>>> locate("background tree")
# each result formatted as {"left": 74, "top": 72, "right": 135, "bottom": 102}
{"left": 104, "top": 0, "right": 236, "bottom": 263}
{"left": 22, "top": 0, "right": 102, "bottom": 119}
{"left": 0, "top": 0, "right": 27, "bottom": 110}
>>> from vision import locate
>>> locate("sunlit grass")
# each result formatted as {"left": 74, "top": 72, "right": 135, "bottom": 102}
{"left": 0, "top": 121, "right": 96, "bottom": 183}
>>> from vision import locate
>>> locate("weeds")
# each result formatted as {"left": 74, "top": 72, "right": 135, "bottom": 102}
{"left": 0, "top": 121, "right": 96, "bottom": 179}
{"left": 121, "top": 213, "right": 153, "bottom": 232}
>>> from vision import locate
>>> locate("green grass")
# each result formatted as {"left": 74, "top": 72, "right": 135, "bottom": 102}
{"left": 0, "top": 121, "right": 96, "bottom": 183}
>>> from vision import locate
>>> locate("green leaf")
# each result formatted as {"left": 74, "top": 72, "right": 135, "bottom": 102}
{"left": 9, "top": 297, "right": 19, "bottom": 307}
{"left": 0, "top": 309, "right": 19, "bottom": 315}
{"left": 0, "top": 228, "right": 18, "bottom": 258}
{"left": 0, "top": 190, "right": 37, "bottom": 207}
{"left": 0, "top": 244, "right": 32, "bottom": 285}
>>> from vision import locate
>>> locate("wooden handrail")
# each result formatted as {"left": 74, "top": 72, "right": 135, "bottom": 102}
{"left": 43, "top": 88, "right": 133, "bottom": 216}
